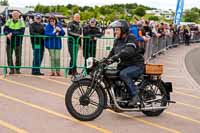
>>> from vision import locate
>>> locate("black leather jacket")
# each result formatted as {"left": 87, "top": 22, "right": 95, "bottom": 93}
{"left": 108, "top": 33, "right": 144, "bottom": 70}
{"left": 29, "top": 22, "right": 45, "bottom": 48}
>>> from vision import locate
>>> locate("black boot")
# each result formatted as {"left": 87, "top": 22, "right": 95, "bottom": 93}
{"left": 16, "top": 69, "right": 21, "bottom": 74}
{"left": 128, "top": 95, "right": 140, "bottom": 107}
{"left": 9, "top": 69, "right": 15, "bottom": 74}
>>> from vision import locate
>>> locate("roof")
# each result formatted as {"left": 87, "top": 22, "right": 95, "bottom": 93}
{"left": 0, "top": 6, "right": 34, "bottom": 14}
{"left": 0, "top": 6, "right": 7, "bottom": 13}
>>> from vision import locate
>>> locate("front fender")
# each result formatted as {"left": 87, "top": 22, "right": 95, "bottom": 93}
{"left": 71, "top": 75, "right": 92, "bottom": 83}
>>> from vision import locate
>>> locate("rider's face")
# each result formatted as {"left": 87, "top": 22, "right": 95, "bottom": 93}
{"left": 114, "top": 28, "right": 121, "bottom": 38}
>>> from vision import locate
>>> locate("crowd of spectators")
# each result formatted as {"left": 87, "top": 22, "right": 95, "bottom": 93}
{"left": 1, "top": 10, "right": 200, "bottom": 76}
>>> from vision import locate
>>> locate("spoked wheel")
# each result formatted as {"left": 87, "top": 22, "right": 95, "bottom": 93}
{"left": 142, "top": 81, "right": 167, "bottom": 116}
{"left": 65, "top": 80, "right": 105, "bottom": 121}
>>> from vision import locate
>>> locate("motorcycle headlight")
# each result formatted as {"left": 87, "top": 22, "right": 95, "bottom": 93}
{"left": 86, "top": 57, "right": 94, "bottom": 69}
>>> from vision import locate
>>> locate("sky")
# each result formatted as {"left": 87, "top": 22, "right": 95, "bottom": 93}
{"left": 8, "top": 0, "right": 200, "bottom": 10}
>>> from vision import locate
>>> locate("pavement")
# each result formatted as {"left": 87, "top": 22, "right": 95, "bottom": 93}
{"left": 0, "top": 42, "right": 200, "bottom": 133}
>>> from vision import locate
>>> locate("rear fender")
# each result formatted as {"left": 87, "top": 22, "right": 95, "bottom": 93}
{"left": 161, "top": 81, "right": 173, "bottom": 100}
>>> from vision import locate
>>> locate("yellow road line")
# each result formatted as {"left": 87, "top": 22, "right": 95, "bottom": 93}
{"left": 0, "top": 78, "right": 64, "bottom": 98}
{"left": 0, "top": 120, "right": 28, "bottom": 133}
{"left": 34, "top": 76, "right": 200, "bottom": 111}
{"left": 21, "top": 74, "right": 68, "bottom": 80}
{"left": 38, "top": 76, "right": 200, "bottom": 126}
{"left": 106, "top": 110, "right": 181, "bottom": 133}
{"left": 176, "top": 102, "right": 200, "bottom": 110}
{"left": 16, "top": 76, "right": 182, "bottom": 133}
{"left": 39, "top": 76, "right": 69, "bottom": 85}
{"left": 163, "top": 75, "right": 185, "bottom": 79}
{"left": 0, "top": 92, "right": 111, "bottom": 133}
{"left": 166, "top": 111, "right": 200, "bottom": 125}
{"left": 174, "top": 91, "right": 200, "bottom": 99}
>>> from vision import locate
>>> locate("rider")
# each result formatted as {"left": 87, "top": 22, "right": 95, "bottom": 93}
{"left": 108, "top": 20, "right": 145, "bottom": 106}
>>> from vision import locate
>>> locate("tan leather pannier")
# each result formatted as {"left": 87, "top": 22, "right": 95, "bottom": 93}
{"left": 145, "top": 64, "right": 163, "bottom": 75}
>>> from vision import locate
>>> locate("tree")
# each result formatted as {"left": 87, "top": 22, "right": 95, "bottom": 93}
{"left": 134, "top": 7, "right": 146, "bottom": 17}
{"left": 71, "top": 5, "right": 79, "bottom": 14}
{"left": 148, "top": 15, "right": 159, "bottom": 21}
{"left": 33, "top": 3, "right": 154, "bottom": 21}
{"left": 184, "top": 9, "right": 199, "bottom": 23}
{"left": 0, "top": 0, "right": 9, "bottom": 6}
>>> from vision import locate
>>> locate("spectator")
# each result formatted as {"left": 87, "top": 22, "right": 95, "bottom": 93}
{"left": 0, "top": 15, "right": 4, "bottom": 34}
{"left": 183, "top": 25, "right": 191, "bottom": 46}
{"left": 83, "top": 18, "right": 103, "bottom": 68}
{"left": 130, "top": 21, "right": 144, "bottom": 43}
{"left": 157, "top": 23, "right": 165, "bottom": 38}
{"left": 4, "top": 11, "right": 25, "bottom": 74}
{"left": 67, "top": 13, "right": 82, "bottom": 75}
{"left": 143, "top": 21, "right": 153, "bottom": 37}
{"left": 45, "top": 16, "right": 65, "bottom": 76}
{"left": 29, "top": 13, "right": 45, "bottom": 75}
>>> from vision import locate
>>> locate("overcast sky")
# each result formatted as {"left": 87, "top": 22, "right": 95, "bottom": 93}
{"left": 8, "top": 0, "right": 200, "bottom": 10}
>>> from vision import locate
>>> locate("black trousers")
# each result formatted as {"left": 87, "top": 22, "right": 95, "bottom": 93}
{"left": 6, "top": 44, "right": 22, "bottom": 71}
{"left": 68, "top": 40, "right": 79, "bottom": 71}
{"left": 83, "top": 42, "right": 97, "bottom": 66}
{"left": 32, "top": 44, "right": 44, "bottom": 73}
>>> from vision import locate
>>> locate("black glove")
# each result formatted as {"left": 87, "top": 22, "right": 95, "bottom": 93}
{"left": 110, "top": 54, "right": 119, "bottom": 62}
{"left": 106, "top": 58, "right": 114, "bottom": 65}
{"left": 106, "top": 54, "right": 119, "bottom": 65}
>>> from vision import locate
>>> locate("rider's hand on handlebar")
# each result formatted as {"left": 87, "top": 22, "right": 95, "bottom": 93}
{"left": 106, "top": 58, "right": 114, "bottom": 65}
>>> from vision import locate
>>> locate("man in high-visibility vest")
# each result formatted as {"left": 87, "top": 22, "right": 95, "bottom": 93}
{"left": 4, "top": 11, "right": 25, "bottom": 74}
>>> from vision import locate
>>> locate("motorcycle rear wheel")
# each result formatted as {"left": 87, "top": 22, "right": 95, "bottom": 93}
{"left": 142, "top": 81, "right": 167, "bottom": 117}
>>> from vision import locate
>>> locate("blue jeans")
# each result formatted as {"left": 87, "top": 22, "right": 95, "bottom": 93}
{"left": 119, "top": 65, "right": 144, "bottom": 97}
{"left": 32, "top": 47, "right": 44, "bottom": 73}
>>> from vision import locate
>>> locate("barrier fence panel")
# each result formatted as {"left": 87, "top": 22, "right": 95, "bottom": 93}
{"left": 75, "top": 36, "right": 115, "bottom": 74}
{"left": 0, "top": 34, "right": 75, "bottom": 77}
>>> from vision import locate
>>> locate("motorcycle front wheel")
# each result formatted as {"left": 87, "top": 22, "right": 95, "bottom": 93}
{"left": 65, "top": 80, "right": 105, "bottom": 121}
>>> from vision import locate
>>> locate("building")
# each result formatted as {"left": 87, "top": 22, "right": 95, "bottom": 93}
{"left": 146, "top": 9, "right": 174, "bottom": 20}
{"left": 0, "top": 5, "right": 34, "bottom": 18}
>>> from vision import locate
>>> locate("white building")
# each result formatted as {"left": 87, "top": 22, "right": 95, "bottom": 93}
{"left": 146, "top": 9, "right": 174, "bottom": 20}
{"left": 0, "top": 6, "right": 34, "bottom": 15}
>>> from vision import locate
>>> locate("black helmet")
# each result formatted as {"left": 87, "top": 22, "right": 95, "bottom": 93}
{"left": 109, "top": 20, "right": 129, "bottom": 34}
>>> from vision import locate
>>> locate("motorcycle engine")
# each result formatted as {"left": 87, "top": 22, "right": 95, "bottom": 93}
{"left": 113, "top": 80, "right": 130, "bottom": 108}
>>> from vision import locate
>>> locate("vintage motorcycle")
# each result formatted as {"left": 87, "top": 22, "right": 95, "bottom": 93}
{"left": 65, "top": 57, "right": 175, "bottom": 121}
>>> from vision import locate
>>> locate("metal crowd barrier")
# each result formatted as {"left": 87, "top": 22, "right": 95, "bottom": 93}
{"left": 0, "top": 34, "right": 75, "bottom": 77}
{"left": 0, "top": 31, "right": 200, "bottom": 77}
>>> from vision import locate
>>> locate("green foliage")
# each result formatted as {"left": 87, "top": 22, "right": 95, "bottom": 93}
{"left": 183, "top": 9, "right": 200, "bottom": 23}
{"left": 34, "top": 3, "right": 152, "bottom": 21}
{"left": 0, "top": 0, "right": 8, "bottom": 6}
{"left": 148, "top": 15, "right": 159, "bottom": 21}
{"left": 134, "top": 7, "right": 146, "bottom": 17}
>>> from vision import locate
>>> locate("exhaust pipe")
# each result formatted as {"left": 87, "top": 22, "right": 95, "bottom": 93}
{"left": 109, "top": 88, "right": 168, "bottom": 112}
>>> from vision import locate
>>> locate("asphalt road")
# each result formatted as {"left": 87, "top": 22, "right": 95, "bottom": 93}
{"left": 185, "top": 46, "right": 200, "bottom": 86}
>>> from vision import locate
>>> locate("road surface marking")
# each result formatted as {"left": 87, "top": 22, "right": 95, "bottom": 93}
{"left": 0, "top": 120, "right": 28, "bottom": 133}
{"left": 38, "top": 76, "right": 200, "bottom": 126}
{"left": 176, "top": 102, "right": 200, "bottom": 110}
{"left": 107, "top": 110, "right": 181, "bottom": 133}
{"left": 166, "top": 111, "right": 200, "bottom": 125}
{"left": 174, "top": 91, "right": 200, "bottom": 99}
{"left": 19, "top": 76, "right": 182, "bottom": 133}
{"left": 0, "top": 78, "right": 64, "bottom": 98}
{"left": 0, "top": 92, "right": 111, "bottom": 133}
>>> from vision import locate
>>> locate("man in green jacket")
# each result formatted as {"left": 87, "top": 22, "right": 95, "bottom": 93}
{"left": 4, "top": 11, "right": 25, "bottom": 74}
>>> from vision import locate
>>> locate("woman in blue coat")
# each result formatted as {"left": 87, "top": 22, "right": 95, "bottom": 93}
{"left": 45, "top": 16, "right": 65, "bottom": 76}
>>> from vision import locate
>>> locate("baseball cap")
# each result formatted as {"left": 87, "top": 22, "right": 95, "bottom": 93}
{"left": 90, "top": 18, "right": 96, "bottom": 23}
{"left": 35, "top": 13, "right": 42, "bottom": 18}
